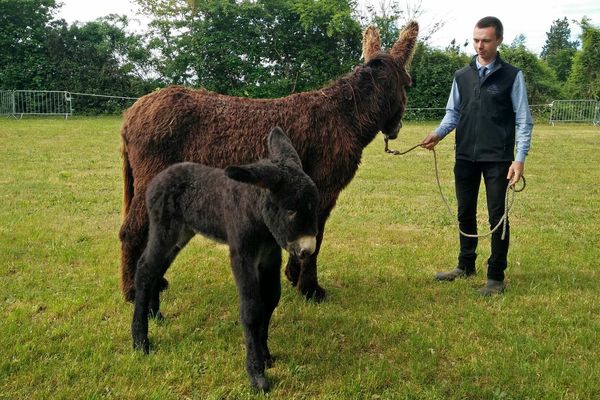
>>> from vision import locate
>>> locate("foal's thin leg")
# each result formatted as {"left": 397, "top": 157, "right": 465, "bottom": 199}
{"left": 132, "top": 253, "right": 158, "bottom": 353}
{"left": 258, "top": 248, "right": 282, "bottom": 368}
{"left": 148, "top": 229, "right": 195, "bottom": 319}
{"left": 230, "top": 248, "right": 269, "bottom": 392}
{"left": 132, "top": 226, "right": 180, "bottom": 353}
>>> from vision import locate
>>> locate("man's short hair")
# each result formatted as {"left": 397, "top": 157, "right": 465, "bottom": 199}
{"left": 476, "top": 16, "right": 504, "bottom": 38}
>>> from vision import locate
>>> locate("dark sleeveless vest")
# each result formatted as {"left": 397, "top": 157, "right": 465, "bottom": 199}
{"left": 455, "top": 54, "right": 520, "bottom": 162}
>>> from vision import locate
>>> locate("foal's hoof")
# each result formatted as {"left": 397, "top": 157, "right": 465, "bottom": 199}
{"left": 133, "top": 337, "right": 150, "bottom": 354}
{"left": 265, "top": 354, "right": 275, "bottom": 369}
{"left": 300, "top": 283, "right": 327, "bottom": 303}
{"left": 149, "top": 310, "right": 164, "bottom": 322}
{"left": 250, "top": 374, "right": 271, "bottom": 392}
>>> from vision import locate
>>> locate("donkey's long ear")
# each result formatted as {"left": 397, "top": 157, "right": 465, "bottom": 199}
{"left": 268, "top": 127, "right": 302, "bottom": 168}
{"left": 390, "top": 21, "right": 419, "bottom": 65}
{"left": 362, "top": 25, "right": 381, "bottom": 63}
{"left": 225, "top": 163, "right": 281, "bottom": 190}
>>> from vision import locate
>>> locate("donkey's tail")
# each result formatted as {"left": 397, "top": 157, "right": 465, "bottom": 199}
{"left": 122, "top": 143, "right": 134, "bottom": 218}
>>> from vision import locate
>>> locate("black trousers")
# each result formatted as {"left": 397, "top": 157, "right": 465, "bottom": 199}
{"left": 454, "top": 159, "right": 511, "bottom": 281}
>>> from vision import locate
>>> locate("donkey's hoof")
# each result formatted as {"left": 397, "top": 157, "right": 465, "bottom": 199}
{"left": 250, "top": 374, "right": 271, "bottom": 392}
{"left": 300, "top": 284, "right": 327, "bottom": 302}
{"left": 284, "top": 264, "right": 300, "bottom": 286}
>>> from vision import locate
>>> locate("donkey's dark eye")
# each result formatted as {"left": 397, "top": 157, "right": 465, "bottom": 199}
{"left": 287, "top": 210, "right": 297, "bottom": 220}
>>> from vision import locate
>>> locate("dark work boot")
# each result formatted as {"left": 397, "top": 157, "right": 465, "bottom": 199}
{"left": 434, "top": 267, "right": 475, "bottom": 281}
{"left": 479, "top": 279, "right": 506, "bottom": 296}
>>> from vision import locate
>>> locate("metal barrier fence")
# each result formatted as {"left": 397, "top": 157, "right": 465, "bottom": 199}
{"left": 402, "top": 104, "right": 554, "bottom": 123}
{"left": 0, "top": 90, "right": 139, "bottom": 118}
{"left": 1, "top": 90, "right": 598, "bottom": 125}
{"left": 0, "top": 90, "right": 73, "bottom": 118}
{"left": 0, "top": 90, "right": 13, "bottom": 115}
{"left": 549, "top": 100, "right": 600, "bottom": 125}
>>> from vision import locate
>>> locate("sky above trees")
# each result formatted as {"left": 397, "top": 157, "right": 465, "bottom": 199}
{"left": 56, "top": 0, "right": 600, "bottom": 54}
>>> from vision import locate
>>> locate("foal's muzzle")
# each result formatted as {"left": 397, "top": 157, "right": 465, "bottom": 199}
{"left": 288, "top": 236, "right": 317, "bottom": 260}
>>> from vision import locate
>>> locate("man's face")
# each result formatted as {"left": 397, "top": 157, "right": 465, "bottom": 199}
{"left": 473, "top": 26, "right": 503, "bottom": 63}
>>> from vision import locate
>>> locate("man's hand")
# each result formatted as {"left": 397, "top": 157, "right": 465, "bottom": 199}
{"left": 507, "top": 161, "right": 524, "bottom": 186}
{"left": 421, "top": 132, "right": 441, "bottom": 150}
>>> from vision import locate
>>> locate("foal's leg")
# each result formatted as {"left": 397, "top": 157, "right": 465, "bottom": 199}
{"left": 148, "top": 228, "right": 195, "bottom": 320}
{"left": 132, "top": 224, "right": 181, "bottom": 353}
{"left": 258, "top": 246, "right": 282, "bottom": 369}
{"left": 230, "top": 247, "right": 270, "bottom": 392}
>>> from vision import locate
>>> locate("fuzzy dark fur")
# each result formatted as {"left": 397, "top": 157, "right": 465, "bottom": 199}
{"left": 132, "top": 128, "right": 319, "bottom": 391}
{"left": 120, "top": 21, "right": 419, "bottom": 302}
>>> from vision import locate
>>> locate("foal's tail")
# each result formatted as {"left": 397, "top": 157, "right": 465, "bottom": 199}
{"left": 122, "top": 143, "right": 134, "bottom": 218}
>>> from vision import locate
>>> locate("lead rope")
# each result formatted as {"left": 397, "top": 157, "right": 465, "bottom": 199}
{"left": 384, "top": 138, "right": 526, "bottom": 240}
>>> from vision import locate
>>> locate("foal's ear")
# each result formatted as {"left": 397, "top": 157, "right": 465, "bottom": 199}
{"left": 225, "top": 163, "right": 281, "bottom": 190}
{"left": 362, "top": 25, "right": 381, "bottom": 63}
{"left": 390, "top": 20, "right": 419, "bottom": 65}
{"left": 268, "top": 127, "right": 302, "bottom": 168}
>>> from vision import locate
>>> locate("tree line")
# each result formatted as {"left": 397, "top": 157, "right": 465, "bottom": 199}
{"left": 1, "top": 0, "right": 598, "bottom": 115}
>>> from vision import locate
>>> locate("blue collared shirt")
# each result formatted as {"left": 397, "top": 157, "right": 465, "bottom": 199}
{"left": 434, "top": 58, "right": 533, "bottom": 163}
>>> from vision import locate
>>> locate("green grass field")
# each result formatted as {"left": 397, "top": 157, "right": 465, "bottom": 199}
{"left": 1, "top": 116, "right": 599, "bottom": 399}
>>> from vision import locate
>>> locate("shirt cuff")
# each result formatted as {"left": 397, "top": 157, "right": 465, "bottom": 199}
{"left": 434, "top": 127, "right": 449, "bottom": 138}
{"left": 515, "top": 151, "right": 527, "bottom": 163}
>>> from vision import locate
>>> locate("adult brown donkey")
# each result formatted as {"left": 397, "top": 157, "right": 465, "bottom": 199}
{"left": 119, "top": 22, "right": 419, "bottom": 303}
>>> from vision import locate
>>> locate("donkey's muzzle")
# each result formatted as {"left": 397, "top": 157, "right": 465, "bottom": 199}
{"left": 289, "top": 236, "right": 317, "bottom": 260}
{"left": 385, "top": 120, "right": 402, "bottom": 140}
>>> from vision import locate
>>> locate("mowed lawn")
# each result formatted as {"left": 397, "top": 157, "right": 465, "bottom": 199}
{"left": 1, "top": 116, "right": 599, "bottom": 399}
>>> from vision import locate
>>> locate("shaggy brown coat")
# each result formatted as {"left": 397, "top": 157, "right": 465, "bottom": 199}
{"left": 119, "top": 21, "right": 419, "bottom": 302}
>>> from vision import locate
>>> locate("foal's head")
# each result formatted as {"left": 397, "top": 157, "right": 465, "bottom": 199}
{"left": 361, "top": 21, "right": 419, "bottom": 140}
{"left": 225, "top": 127, "right": 319, "bottom": 259}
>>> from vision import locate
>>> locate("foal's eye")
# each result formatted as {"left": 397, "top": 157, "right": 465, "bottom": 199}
{"left": 287, "top": 210, "right": 297, "bottom": 220}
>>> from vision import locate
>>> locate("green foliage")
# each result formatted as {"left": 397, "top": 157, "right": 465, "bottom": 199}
{"left": 136, "top": 0, "right": 362, "bottom": 97}
{"left": 1, "top": 0, "right": 598, "bottom": 110}
{"left": 2, "top": 117, "right": 600, "bottom": 398}
{"left": 43, "top": 15, "right": 157, "bottom": 113}
{"left": 500, "top": 42, "right": 561, "bottom": 104}
{"left": 0, "top": 0, "right": 59, "bottom": 89}
{"left": 0, "top": 0, "right": 155, "bottom": 113}
{"left": 541, "top": 17, "right": 578, "bottom": 82}
{"left": 565, "top": 18, "right": 600, "bottom": 100}
{"left": 408, "top": 43, "right": 469, "bottom": 111}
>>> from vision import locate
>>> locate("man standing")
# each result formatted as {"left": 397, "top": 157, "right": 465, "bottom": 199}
{"left": 421, "top": 16, "right": 533, "bottom": 296}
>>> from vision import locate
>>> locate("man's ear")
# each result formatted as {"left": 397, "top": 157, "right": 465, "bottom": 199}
{"left": 225, "top": 163, "right": 281, "bottom": 189}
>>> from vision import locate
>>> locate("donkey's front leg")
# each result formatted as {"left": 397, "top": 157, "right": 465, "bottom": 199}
{"left": 286, "top": 208, "right": 329, "bottom": 302}
{"left": 230, "top": 250, "right": 270, "bottom": 392}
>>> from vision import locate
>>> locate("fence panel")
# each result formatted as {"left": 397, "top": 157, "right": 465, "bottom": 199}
{"left": 0, "top": 90, "right": 72, "bottom": 118}
{"left": 0, "top": 90, "right": 15, "bottom": 116}
{"left": 549, "top": 100, "right": 600, "bottom": 125}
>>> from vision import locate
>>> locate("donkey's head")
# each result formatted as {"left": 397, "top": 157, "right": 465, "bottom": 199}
{"left": 225, "top": 127, "right": 319, "bottom": 259}
{"left": 361, "top": 21, "right": 419, "bottom": 140}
